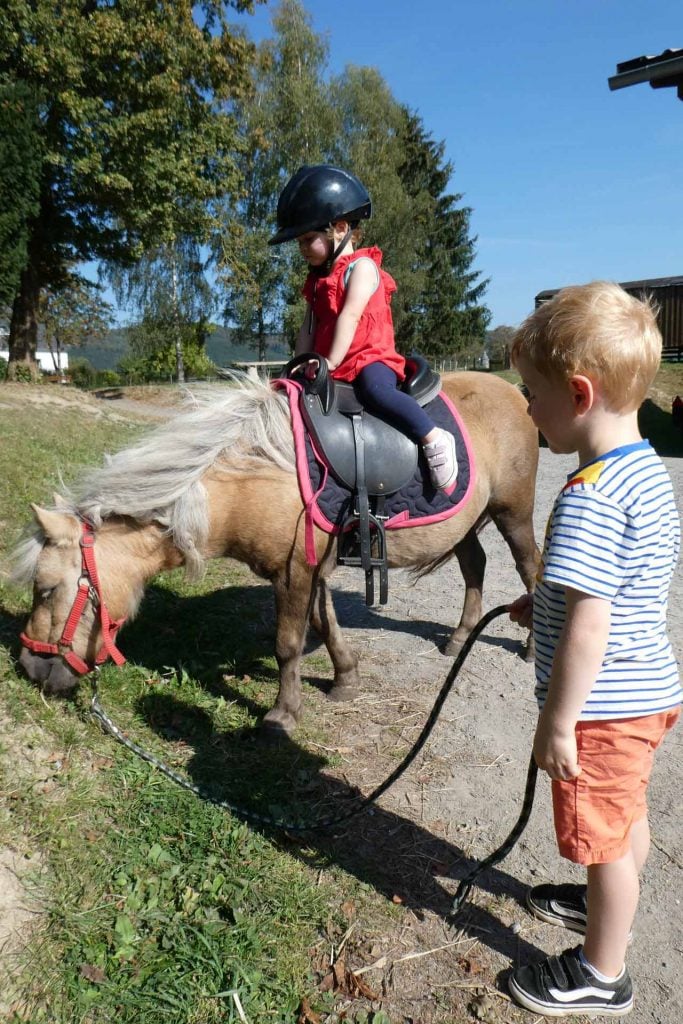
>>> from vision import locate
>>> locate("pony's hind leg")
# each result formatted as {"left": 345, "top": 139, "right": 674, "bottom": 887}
{"left": 443, "top": 527, "right": 487, "bottom": 657}
{"left": 490, "top": 503, "right": 540, "bottom": 662}
{"left": 309, "top": 578, "right": 360, "bottom": 700}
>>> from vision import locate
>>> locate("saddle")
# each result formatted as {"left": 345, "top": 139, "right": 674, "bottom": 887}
{"left": 284, "top": 353, "right": 442, "bottom": 606}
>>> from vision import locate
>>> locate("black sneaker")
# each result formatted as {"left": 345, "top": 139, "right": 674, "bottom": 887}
{"left": 527, "top": 883, "right": 588, "bottom": 933}
{"left": 509, "top": 946, "right": 634, "bottom": 1017}
{"left": 527, "top": 883, "right": 633, "bottom": 944}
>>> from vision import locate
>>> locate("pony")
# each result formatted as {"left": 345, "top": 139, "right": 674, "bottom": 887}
{"left": 14, "top": 373, "right": 540, "bottom": 736}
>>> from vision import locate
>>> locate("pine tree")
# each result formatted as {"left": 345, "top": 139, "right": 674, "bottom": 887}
{"left": 396, "top": 110, "right": 490, "bottom": 360}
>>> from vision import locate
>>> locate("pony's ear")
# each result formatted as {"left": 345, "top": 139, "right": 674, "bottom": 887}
{"left": 52, "top": 492, "right": 69, "bottom": 509}
{"left": 31, "top": 505, "right": 80, "bottom": 547}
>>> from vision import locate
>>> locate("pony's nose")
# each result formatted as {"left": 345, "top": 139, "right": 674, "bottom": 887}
{"left": 19, "top": 646, "right": 51, "bottom": 683}
{"left": 18, "top": 647, "right": 79, "bottom": 695}
{"left": 43, "top": 657, "right": 80, "bottom": 695}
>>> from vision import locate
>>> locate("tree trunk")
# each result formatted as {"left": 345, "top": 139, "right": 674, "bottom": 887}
{"left": 8, "top": 259, "right": 40, "bottom": 381}
{"left": 257, "top": 307, "right": 266, "bottom": 362}
{"left": 171, "top": 256, "right": 185, "bottom": 384}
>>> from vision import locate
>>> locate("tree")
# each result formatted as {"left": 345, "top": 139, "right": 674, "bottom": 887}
{"left": 1, "top": 0, "right": 260, "bottom": 379}
{"left": 486, "top": 325, "right": 516, "bottom": 367}
{"left": 328, "top": 67, "right": 419, "bottom": 341}
{"left": 38, "top": 276, "right": 113, "bottom": 376}
{"left": 0, "top": 81, "right": 43, "bottom": 310}
{"left": 396, "top": 110, "right": 490, "bottom": 360}
{"left": 217, "top": 0, "right": 334, "bottom": 357}
{"left": 106, "top": 236, "right": 215, "bottom": 383}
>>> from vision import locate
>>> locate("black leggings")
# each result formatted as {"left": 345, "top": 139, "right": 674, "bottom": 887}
{"left": 355, "top": 361, "right": 435, "bottom": 441}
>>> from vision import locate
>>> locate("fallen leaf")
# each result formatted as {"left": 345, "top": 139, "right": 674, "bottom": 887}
{"left": 469, "top": 990, "right": 495, "bottom": 1021}
{"left": 391, "top": 894, "right": 403, "bottom": 904}
{"left": 340, "top": 899, "right": 356, "bottom": 920}
{"left": 347, "top": 970, "right": 378, "bottom": 1000}
{"left": 297, "top": 997, "right": 321, "bottom": 1024}
{"left": 80, "top": 963, "right": 106, "bottom": 984}
{"left": 457, "top": 956, "right": 483, "bottom": 975}
{"left": 319, "top": 970, "right": 335, "bottom": 993}
{"left": 332, "top": 957, "right": 346, "bottom": 987}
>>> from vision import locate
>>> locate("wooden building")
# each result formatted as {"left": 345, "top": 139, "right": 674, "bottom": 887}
{"left": 535, "top": 276, "right": 683, "bottom": 361}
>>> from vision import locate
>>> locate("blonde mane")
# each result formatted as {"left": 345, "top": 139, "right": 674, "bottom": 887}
{"left": 13, "top": 377, "right": 295, "bottom": 582}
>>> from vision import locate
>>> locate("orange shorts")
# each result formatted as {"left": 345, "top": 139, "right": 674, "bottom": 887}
{"left": 552, "top": 708, "right": 680, "bottom": 865}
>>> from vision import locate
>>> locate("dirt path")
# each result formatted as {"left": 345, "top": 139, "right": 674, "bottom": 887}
{"left": 2, "top": 385, "right": 680, "bottom": 1021}
{"left": 317, "top": 447, "right": 682, "bottom": 1023}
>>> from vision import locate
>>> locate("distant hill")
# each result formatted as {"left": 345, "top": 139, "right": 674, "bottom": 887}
{"left": 79, "top": 325, "right": 290, "bottom": 370}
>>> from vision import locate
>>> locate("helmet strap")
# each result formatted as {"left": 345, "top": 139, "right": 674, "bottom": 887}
{"left": 313, "top": 226, "right": 353, "bottom": 276}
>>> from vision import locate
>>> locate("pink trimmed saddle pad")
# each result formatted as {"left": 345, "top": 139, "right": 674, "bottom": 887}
{"left": 272, "top": 377, "right": 476, "bottom": 566}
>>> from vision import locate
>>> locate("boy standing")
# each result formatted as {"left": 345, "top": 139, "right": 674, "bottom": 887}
{"left": 508, "top": 281, "right": 681, "bottom": 1017}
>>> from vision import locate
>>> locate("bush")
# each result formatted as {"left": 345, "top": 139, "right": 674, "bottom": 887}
{"left": 0, "top": 356, "right": 7, "bottom": 381}
{"left": 69, "top": 357, "right": 96, "bottom": 389}
{"left": 13, "top": 362, "right": 33, "bottom": 383}
{"left": 94, "top": 369, "right": 121, "bottom": 387}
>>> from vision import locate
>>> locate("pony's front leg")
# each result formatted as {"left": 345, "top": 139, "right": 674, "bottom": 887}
{"left": 310, "top": 578, "right": 360, "bottom": 700}
{"left": 262, "top": 567, "right": 315, "bottom": 737}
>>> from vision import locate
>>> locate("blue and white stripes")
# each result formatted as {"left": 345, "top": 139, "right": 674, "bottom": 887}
{"left": 534, "top": 441, "right": 681, "bottom": 719}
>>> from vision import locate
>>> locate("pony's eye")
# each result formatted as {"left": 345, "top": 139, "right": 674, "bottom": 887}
{"left": 38, "top": 586, "right": 56, "bottom": 601}
{"left": 518, "top": 384, "right": 531, "bottom": 400}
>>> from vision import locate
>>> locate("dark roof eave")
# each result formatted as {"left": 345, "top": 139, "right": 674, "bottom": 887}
{"left": 536, "top": 276, "right": 683, "bottom": 303}
{"left": 608, "top": 49, "right": 683, "bottom": 93}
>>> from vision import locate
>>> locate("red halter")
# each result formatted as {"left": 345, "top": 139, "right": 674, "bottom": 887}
{"left": 20, "top": 520, "right": 127, "bottom": 676}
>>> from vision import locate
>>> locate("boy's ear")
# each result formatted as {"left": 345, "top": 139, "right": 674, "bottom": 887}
{"left": 569, "top": 374, "right": 594, "bottom": 413}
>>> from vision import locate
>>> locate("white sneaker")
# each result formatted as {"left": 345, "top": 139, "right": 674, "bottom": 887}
{"left": 423, "top": 428, "right": 457, "bottom": 492}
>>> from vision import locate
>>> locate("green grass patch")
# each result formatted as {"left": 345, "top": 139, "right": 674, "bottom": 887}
{"left": 0, "top": 394, "right": 386, "bottom": 1024}
{"left": 494, "top": 363, "right": 683, "bottom": 456}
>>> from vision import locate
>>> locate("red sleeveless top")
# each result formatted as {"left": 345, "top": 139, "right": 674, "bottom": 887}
{"left": 302, "top": 246, "right": 405, "bottom": 382}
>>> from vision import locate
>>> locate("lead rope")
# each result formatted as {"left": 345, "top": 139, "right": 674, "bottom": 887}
{"left": 89, "top": 604, "right": 538, "bottom": 918}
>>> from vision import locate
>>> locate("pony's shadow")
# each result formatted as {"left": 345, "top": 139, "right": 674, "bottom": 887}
{"left": 134, "top": 686, "right": 546, "bottom": 968}
{"left": 120, "top": 582, "right": 524, "bottom": 701}
{"left": 316, "top": 585, "right": 526, "bottom": 657}
{"left": 0, "top": 605, "right": 27, "bottom": 652}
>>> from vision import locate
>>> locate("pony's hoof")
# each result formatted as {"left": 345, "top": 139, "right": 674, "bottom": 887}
{"left": 442, "top": 635, "right": 465, "bottom": 658}
{"left": 261, "top": 708, "right": 298, "bottom": 738}
{"left": 327, "top": 684, "right": 358, "bottom": 703}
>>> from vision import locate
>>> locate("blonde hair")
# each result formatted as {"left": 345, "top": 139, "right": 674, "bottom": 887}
{"left": 511, "top": 281, "right": 662, "bottom": 411}
{"left": 327, "top": 223, "right": 364, "bottom": 246}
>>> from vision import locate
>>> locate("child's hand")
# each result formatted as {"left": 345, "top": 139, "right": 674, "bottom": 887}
{"left": 303, "top": 357, "right": 322, "bottom": 380}
{"left": 508, "top": 593, "right": 533, "bottom": 629}
{"left": 533, "top": 713, "right": 581, "bottom": 781}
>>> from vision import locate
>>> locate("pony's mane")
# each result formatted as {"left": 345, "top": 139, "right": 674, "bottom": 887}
{"left": 12, "top": 377, "right": 295, "bottom": 583}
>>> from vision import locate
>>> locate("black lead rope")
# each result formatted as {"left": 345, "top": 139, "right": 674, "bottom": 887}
{"left": 90, "top": 604, "right": 538, "bottom": 919}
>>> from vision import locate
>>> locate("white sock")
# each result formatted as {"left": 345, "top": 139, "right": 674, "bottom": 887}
{"left": 579, "top": 948, "right": 624, "bottom": 984}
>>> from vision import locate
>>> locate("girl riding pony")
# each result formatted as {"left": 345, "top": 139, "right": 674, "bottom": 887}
{"left": 269, "top": 164, "right": 458, "bottom": 493}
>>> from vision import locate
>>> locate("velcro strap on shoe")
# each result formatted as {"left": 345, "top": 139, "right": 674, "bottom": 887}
{"left": 555, "top": 950, "right": 589, "bottom": 989}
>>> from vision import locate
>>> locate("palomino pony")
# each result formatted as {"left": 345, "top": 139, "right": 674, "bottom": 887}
{"left": 15, "top": 372, "right": 539, "bottom": 735}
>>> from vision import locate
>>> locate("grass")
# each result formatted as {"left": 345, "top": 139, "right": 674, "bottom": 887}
{"left": 494, "top": 363, "right": 683, "bottom": 456}
{"left": 0, "top": 390, "right": 388, "bottom": 1024}
{"left": 1, "top": 365, "right": 680, "bottom": 1023}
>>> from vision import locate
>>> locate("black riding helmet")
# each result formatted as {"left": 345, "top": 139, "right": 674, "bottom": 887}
{"left": 268, "top": 165, "right": 371, "bottom": 246}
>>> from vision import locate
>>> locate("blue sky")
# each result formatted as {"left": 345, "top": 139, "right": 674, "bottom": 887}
{"left": 233, "top": 0, "right": 682, "bottom": 327}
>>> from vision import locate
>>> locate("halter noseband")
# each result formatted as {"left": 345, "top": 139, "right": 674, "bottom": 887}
{"left": 20, "top": 520, "right": 127, "bottom": 676}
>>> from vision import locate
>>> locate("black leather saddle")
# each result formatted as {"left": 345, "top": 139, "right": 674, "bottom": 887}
{"left": 284, "top": 353, "right": 441, "bottom": 605}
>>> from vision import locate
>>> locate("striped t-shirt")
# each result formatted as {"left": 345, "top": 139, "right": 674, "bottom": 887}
{"left": 533, "top": 440, "right": 681, "bottom": 720}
